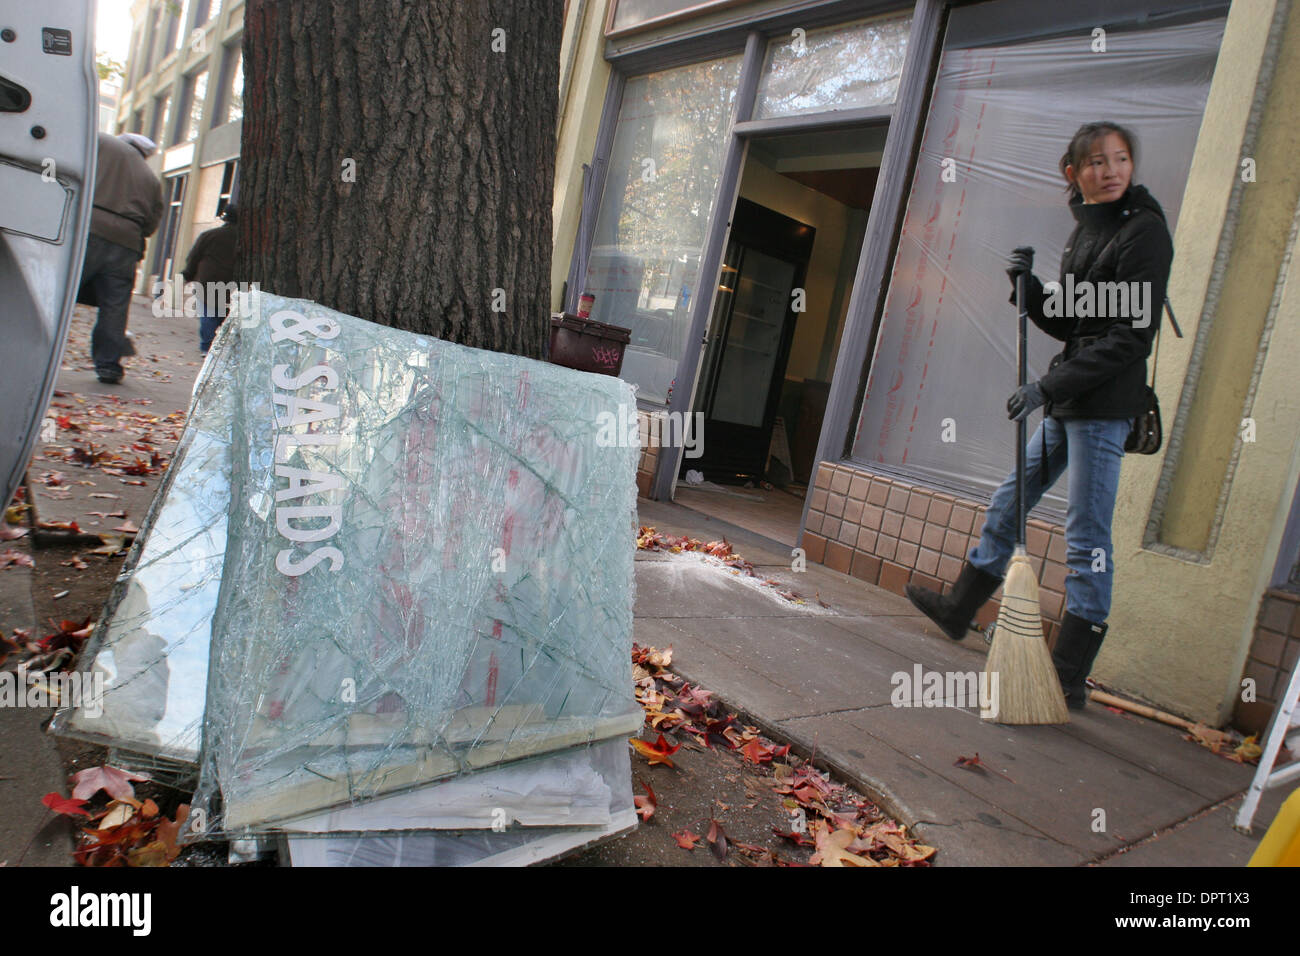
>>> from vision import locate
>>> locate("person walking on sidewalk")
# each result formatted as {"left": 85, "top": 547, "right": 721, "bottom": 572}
{"left": 181, "top": 205, "right": 238, "bottom": 354}
{"left": 79, "top": 132, "right": 165, "bottom": 384}
{"left": 905, "top": 121, "right": 1173, "bottom": 709}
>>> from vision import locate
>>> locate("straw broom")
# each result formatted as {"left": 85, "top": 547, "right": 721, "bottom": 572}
{"left": 981, "top": 267, "right": 1070, "bottom": 725}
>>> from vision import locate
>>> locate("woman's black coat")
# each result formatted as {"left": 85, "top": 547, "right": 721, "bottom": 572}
{"left": 1012, "top": 184, "right": 1174, "bottom": 420}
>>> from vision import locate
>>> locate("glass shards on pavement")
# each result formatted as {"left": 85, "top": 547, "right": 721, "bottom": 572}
{"left": 53, "top": 292, "right": 640, "bottom": 862}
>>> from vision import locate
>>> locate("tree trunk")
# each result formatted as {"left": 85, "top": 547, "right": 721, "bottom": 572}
{"left": 235, "top": 0, "right": 560, "bottom": 359}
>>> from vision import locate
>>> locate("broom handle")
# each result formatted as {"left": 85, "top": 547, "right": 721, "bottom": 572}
{"left": 1016, "top": 270, "right": 1027, "bottom": 547}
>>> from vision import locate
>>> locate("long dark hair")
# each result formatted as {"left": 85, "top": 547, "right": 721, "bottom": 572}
{"left": 1060, "top": 122, "right": 1138, "bottom": 199}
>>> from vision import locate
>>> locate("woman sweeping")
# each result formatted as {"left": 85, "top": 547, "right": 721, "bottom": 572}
{"left": 905, "top": 121, "right": 1173, "bottom": 709}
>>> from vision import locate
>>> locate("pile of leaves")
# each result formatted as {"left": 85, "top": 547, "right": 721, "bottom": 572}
{"left": 37, "top": 392, "right": 184, "bottom": 485}
{"left": 628, "top": 643, "right": 936, "bottom": 867}
{"left": 636, "top": 526, "right": 804, "bottom": 603}
{"left": 0, "top": 616, "right": 93, "bottom": 676}
{"left": 40, "top": 765, "right": 189, "bottom": 867}
{"left": 1182, "top": 723, "right": 1263, "bottom": 764}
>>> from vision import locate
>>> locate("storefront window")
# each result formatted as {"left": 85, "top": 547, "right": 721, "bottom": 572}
{"left": 608, "top": 0, "right": 736, "bottom": 35}
{"left": 851, "top": 7, "right": 1225, "bottom": 510}
{"left": 753, "top": 14, "right": 911, "bottom": 119}
{"left": 582, "top": 55, "right": 742, "bottom": 405}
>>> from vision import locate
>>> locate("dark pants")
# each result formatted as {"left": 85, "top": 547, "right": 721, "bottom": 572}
{"left": 199, "top": 301, "right": 225, "bottom": 353}
{"left": 80, "top": 235, "right": 140, "bottom": 378}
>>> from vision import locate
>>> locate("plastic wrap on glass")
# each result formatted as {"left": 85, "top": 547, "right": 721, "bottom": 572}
{"left": 281, "top": 735, "right": 632, "bottom": 837}
{"left": 582, "top": 54, "right": 742, "bottom": 404}
{"left": 50, "top": 318, "right": 242, "bottom": 763}
{"left": 851, "top": 15, "right": 1225, "bottom": 510}
{"left": 753, "top": 14, "right": 911, "bottom": 120}
{"left": 101, "top": 292, "right": 643, "bottom": 840}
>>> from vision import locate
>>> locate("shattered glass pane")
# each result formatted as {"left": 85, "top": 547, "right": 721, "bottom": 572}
{"left": 189, "top": 294, "right": 640, "bottom": 837}
{"left": 51, "top": 326, "right": 242, "bottom": 762}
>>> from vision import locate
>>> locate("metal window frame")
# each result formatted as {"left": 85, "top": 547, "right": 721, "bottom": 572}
{"left": 565, "top": 0, "right": 943, "bottom": 505}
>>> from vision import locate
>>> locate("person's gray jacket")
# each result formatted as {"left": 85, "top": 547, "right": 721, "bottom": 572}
{"left": 89, "top": 133, "right": 164, "bottom": 256}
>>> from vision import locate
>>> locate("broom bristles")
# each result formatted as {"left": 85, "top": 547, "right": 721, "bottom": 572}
{"left": 982, "top": 549, "right": 1070, "bottom": 724}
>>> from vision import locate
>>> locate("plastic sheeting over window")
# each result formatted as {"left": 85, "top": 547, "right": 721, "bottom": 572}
{"left": 753, "top": 14, "right": 911, "bottom": 120}
{"left": 55, "top": 293, "right": 642, "bottom": 843}
{"left": 851, "top": 13, "right": 1225, "bottom": 513}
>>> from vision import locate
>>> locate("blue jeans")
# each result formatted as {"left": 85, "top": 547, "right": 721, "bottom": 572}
{"left": 967, "top": 415, "right": 1134, "bottom": 624}
{"left": 80, "top": 235, "right": 140, "bottom": 378}
{"left": 199, "top": 301, "right": 225, "bottom": 353}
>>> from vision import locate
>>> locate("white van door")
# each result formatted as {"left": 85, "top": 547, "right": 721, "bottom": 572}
{"left": 0, "top": 0, "right": 97, "bottom": 509}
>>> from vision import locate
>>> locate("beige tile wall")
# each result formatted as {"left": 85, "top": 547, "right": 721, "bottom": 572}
{"left": 801, "top": 461, "right": 1070, "bottom": 646}
{"left": 1233, "top": 589, "right": 1300, "bottom": 736}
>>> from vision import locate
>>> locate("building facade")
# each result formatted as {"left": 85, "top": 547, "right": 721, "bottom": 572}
{"left": 113, "top": 0, "right": 1300, "bottom": 729}
{"left": 553, "top": 0, "right": 1300, "bottom": 729}
{"left": 114, "top": 0, "right": 243, "bottom": 297}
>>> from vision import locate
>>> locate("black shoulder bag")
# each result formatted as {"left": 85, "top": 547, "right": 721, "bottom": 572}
{"left": 1126, "top": 298, "right": 1182, "bottom": 454}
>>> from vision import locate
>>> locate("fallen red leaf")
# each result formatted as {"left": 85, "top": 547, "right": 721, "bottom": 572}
{"left": 672, "top": 830, "right": 700, "bottom": 850}
{"left": 42, "top": 792, "right": 91, "bottom": 817}
{"left": 706, "top": 818, "right": 728, "bottom": 861}
{"left": 629, "top": 734, "right": 681, "bottom": 768}
{"left": 634, "top": 778, "right": 657, "bottom": 822}
{"left": 71, "top": 765, "right": 151, "bottom": 802}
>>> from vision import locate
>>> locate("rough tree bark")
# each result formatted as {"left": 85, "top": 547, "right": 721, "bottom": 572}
{"left": 234, "top": 0, "right": 560, "bottom": 359}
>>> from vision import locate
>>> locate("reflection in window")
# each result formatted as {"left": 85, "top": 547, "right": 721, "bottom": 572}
{"left": 185, "top": 69, "right": 208, "bottom": 141}
{"left": 582, "top": 55, "right": 741, "bottom": 405}
{"left": 609, "top": 0, "right": 731, "bottom": 34}
{"left": 753, "top": 14, "right": 911, "bottom": 119}
{"left": 225, "top": 50, "right": 243, "bottom": 124}
{"left": 151, "top": 90, "right": 171, "bottom": 145}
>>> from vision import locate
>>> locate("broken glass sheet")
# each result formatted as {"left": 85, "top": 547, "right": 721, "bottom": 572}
{"left": 51, "top": 321, "right": 243, "bottom": 763}
{"left": 281, "top": 735, "right": 630, "bottom": 835}
{"left": 183, "top": 293, "right": 640, "bottom": 839}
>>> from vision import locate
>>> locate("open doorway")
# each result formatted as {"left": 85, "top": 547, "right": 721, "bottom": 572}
{"left": 674, "top": 123, "right": 884, "bottom": 546}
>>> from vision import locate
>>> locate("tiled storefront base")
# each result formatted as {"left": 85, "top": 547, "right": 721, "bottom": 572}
{"left": 800, "top": 461, "right": 1072, "bottom": 647}
{"left": 1233, "top": 589, "right": 1300, "bottom": 736}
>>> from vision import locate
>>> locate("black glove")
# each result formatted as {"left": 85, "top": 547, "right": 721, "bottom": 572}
{"left": 1007, "top": 381, "right": 1046, "bottom": 421}
{"left": 1006, "top": 246, "right": 1035, "bottom": 284}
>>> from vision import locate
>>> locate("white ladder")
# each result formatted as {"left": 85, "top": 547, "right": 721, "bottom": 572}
{"left": 1235, "top": 656, "right": 1300, "bottom": 832}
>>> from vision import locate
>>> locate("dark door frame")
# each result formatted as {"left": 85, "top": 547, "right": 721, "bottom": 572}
{"left": 687, "top": 197, "right": 816, "bottom": 482}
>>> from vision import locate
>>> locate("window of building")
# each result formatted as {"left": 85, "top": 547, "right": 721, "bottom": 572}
{"left": 217, "top": 159, "right": 239, "bottom": 216}
{"left": 151, "top": 172, "right": 189, "bottom": 282}
{"left": 219, "top": 47, "right": 243, "bottom": 125}
{"left": 183, "top": 69, "right": 209, "bottom": 141}
{"left": 125, "top": 27, "right": 141, "bottom": 89}
{"left": 753, "top": 14, "right": 911, "bottom": 119}
{"left": 850, "top": 6, "right": 1227, "bottom": 510}
{"left": 194, "top": 0, "right": 222, "bottom": 25}
{"left": 150, "top": 90, "right": 172, "bottom": 145}
{"left": 607, "top": 0, "right": 739, "bottom": 36}
{"left": 165, "top": 2, "right": 184, "bottom": 53}
{"left": 132, "top": 108, "right": 145, "bottom": 134}
{"left": 143, "top": 6, "right": 162, "bottom": 74}
{"left": 581, "top": 54, "right": 743, "bottom": 405}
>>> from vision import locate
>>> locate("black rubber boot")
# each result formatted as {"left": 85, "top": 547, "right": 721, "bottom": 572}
{"left": 1052, "top": 611, "right": 1109, "bottom": 710}
{"left": 905, "top": 562, "right": 1002, "bottom": 641}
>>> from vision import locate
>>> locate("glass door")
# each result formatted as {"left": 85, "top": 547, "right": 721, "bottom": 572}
{"left": 687, "top": 198, "right": 814, "bottom": 482}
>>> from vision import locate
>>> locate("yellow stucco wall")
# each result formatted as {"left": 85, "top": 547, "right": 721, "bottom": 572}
{"left": 1104, "top": 0, "right": 1300, "bottom": 723}
{"left": 551, "top": 0, "right": 614, "bottom": 313}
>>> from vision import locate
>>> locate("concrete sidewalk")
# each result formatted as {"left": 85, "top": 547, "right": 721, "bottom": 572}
{"left": 635, "top": 497, "right": 1289, "bottom": 866}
